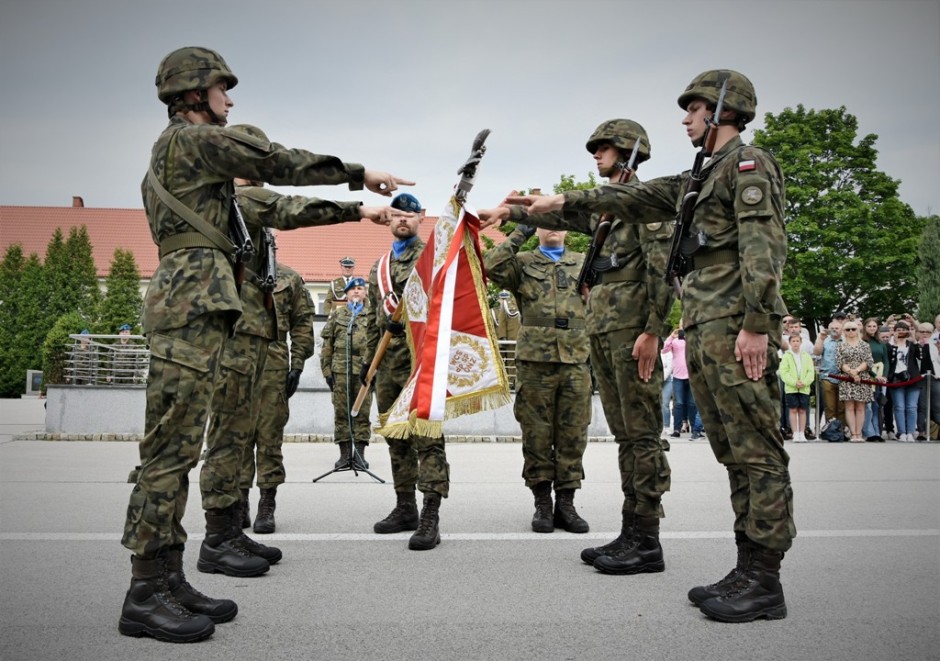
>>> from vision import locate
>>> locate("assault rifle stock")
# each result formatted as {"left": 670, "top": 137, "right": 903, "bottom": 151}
{"left": 575, "top": 137, "right": 643, "bottom": 300}
{"left": 259, "top": 227, "right": 277, "bottom": 310}
{"left": 229, "top": 196, "right": 255, "bottom": 289}
{"left": 664, "top": 77, "right": 729, "bottom": 297}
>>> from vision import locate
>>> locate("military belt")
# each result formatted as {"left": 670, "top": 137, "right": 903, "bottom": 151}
{"left": 690, "top": 248, "right": 738, "bottom": 272}
{"left": 523, "top": 317, "right": 585, "bottom": 330}
{"left": 158, "top": 232, "right": 221, "bottom": 258}
{"left": 597, "top": 267, "right": 644, "bottom": 284}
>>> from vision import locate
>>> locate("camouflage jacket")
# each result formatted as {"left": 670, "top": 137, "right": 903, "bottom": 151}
{"left": 320, "top": 302, "right": 372, "bottom": 381}
{"left": 484, "top": 229, "right": 589, "bottom": 364}
{"left": 324, "top": 276, "right": 351, "bottom": 311}
{"left": 561, "top": 136, "right": 787, "bottom": 334}
{"left": 365, "top": 239, "right": 425, "bottom": 372}
{"left": 265, "top": 264, "right": 316, "bottom": 373}
{"left": 141, "top": 116, "right": 364, "bottom": 334}
{"left": 508, "top": 181, "right": 675, "bottom": 337}
{"left": 234, "top": 185, "right": 362, "bottom": 340}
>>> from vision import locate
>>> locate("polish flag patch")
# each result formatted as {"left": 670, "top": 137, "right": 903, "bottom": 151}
{"left": 739, "top": 160, "right": 756, "bottom": 172}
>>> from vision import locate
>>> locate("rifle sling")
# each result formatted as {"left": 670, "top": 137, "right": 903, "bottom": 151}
{"left": 148, "top": 166, "right": 236, "bottom": 258}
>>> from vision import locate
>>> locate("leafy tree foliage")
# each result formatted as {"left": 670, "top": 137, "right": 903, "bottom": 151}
{"left": 916, "top": 215, "right": 940, "bottom": 321}
{"left": 42, "top": 311, "right": 89, "bottom": 387}
{"left": 0, "top": 250, "right": 46, "bottom": 396}
{"left": 97, "top": 248, "right": 143, "bottom": 334}
{"left": 752, "top": 105, "right": 923, "bottom": 332}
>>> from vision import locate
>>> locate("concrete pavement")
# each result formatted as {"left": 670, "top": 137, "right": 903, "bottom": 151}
{"left": 1, "top": 398, "right": 938, "bottom": 660}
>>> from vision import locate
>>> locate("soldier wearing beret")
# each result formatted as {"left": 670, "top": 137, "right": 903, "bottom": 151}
{"left": 119, "top": 46, "right": 414, "bottom": 643}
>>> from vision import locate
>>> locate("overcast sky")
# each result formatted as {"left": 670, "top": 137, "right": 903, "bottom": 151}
{"left": 1, "top": 0, "right": 937, "bottom": 219}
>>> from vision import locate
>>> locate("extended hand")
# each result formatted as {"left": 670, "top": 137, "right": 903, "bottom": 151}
{"left": 361, "top": 206, "right": 415, "bottom": 226}
{"left": 632, "top": 332, "right": 659, "bottom": 383}
{"left": 478, "top": 206, "right": 511, "bottom": 230}
{"left": 505, "top": 193, "right": 564, "bottom": 215}
{"left": 734, "top": 329, "right": 768, "bottom": 381}
{"left": 364, "top": 170, "right": 415, "bottom": 197}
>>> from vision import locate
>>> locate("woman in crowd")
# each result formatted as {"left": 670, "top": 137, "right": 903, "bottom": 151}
{"left": 836, "top": 321, "right": 874, "bottom": 442}
{"left": 862, "top": 317, "right": 889, "bottom": 442}
{"left": 887, "top": 320, "right": 924, "bottom": 442}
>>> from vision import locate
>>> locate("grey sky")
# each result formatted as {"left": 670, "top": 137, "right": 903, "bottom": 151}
{"left": 1, "top": 0, "right": 937, "bottom": 219}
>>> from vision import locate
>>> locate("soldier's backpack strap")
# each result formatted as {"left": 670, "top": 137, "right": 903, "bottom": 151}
{"left": 147, "top": 165, "right": 236, "bottom": 258}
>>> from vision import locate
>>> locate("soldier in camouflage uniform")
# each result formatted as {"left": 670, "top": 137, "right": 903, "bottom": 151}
{"left": 324, "top": 257, "right": 357, "bottom": 313}
{"left": 320, "top": 277, "right": 373, "bottom": 469}
{"left": 120, "top": 46, "right": 414, "bottom": 643}
{"left": 365, "top": 193, "right": 448, "bottom": 551}
{"left": 485, "top": 225, "right": 592, "bottom": 534}
{"left": 488, "top": 70, "right": 793, "bottom": 623}
{"left": 239, "top": 261, "right": 316, "bottom": 535}
{"left": 479, "top": 120, "right": 675, "bottom": 570}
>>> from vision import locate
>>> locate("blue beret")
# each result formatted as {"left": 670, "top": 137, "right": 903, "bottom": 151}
{"left": 391, "top": 193, "right": 421, "bottom": 213}
{"left": 80, "top": 328, "right": 90, "bottom": 335}
{"left": 119, "top": 324, "right": 132, "bottom": 331}
{"left": 344, "top": 277, "right": 367, "bottom": 292}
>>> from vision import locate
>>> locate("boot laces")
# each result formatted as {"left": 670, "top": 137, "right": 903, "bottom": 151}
{"left": 152, "top": 572, "right": 195, "bottom": 618}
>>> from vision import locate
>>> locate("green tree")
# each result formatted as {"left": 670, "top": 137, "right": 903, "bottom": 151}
{"left": 916, "top": 215, "right": 940, "bottom": 321}
{"left": 97, "top": 248, "right": 143, "bottom": 334}
{"left": 552, "top": 172, "right": 598, "bottom": 253}
{"left": 0, "top": 252, "right": 46, "bottom": 396}
{"left": 752, "top": 105, "right": 924, "bottom": 333}
{"left": 0, "top": 245, "right": 27, "bottom": 395}
{"left": 42, "top": 311, "right": 89, "bottom": 387}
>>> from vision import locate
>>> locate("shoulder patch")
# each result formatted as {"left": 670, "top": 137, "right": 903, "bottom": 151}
{"left": 645, "top": 222, "right": 663, "bottom": 231}
{"left": 740, "top": 185, "right": 764, "bottom": 205}
{"left": 739, "top": 160, "right": 756, "bottom": 172}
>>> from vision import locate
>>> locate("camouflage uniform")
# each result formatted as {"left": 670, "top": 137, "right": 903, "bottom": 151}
{"left": 562, "top": 135, "right": 793, "bottom": 552}
{"left": 325, "top": 276, "right": 351, "bottom": 312}
{"left": 122, "top": 116, "right": 368, "bottom": 558}
{"left": 492, "top": 294, "right": 521, "bottom": 342}
{"left": 510, "top": 186, "right": 675, "bottom": 520}
{"left": 320, "top": 298, "right": 373, "bottom": 446}
{"left": 240, "top": 264, "right": 316, "bottom": 491}
{"left": 366, "top": 237, "right": 449, "bottom": 497}
{"left": 485, "top": 228, "right": 591, "bottom": 491}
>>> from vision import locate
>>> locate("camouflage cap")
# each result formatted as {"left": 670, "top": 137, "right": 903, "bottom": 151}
{"left": 678, "top": 69, "right": 756, "bottom": 124}
{"left": 344, "top": 277, "right": 367, "bottom": 292}
{"left": 228, "top": 124, "right": 269, "bottom": 142}
{"left": 156, "top": 46, "right": 238, "bottom": 104}
{"left": 339, "top": 256, "right": 355, "bottom": 267}
{"left": 391, "top": 193, "right": 421, "bottom": 213}
{"left": 585, "top": 119, "right": 651, "bottom": 164}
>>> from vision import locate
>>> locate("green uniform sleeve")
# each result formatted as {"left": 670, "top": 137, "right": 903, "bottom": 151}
{"left": 483, "top": 228, "right": 528, "bottom": 292}
{"left": 288, "top": 274, "right": 316, "bottom": 370}
{"left": 319, "top": 317, "right": 334, "bottom": 380}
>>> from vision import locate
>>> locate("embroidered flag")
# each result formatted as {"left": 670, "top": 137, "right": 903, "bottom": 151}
{"left": 376, "top": 197, "right": 511, "bottom": 438}
{"left": 739, "top": 159, "right": 756, "bottom": 172}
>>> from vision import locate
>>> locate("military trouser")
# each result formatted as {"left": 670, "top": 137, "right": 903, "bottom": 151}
{"left": 121, "top": 315, "right": 228, "bottom": 558}
{"left": 685, "top": 316, "right": 796, "bottom": 552}
{"left": 240, "top": 363, "right": 288, "bottom": 490}
{"left": 514, "top": 360, "right": 591, "bottom": 490}
{"left": 332, "top": 372, "right": 374, "bottom": 445}
{"left": 375, "top": 362, "right": 449, "bottom": 497}
{"left": 200, "top": 331, "right": 268, "bottom": 510}
{"left": 590, "top": 327, "right": 670, "bottom": 518}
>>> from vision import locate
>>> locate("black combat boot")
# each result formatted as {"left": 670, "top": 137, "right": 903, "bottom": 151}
{"left": 408, "top": 493, "right": 442, "bottom": 550}
{"left": 239, "top": 488, "right": 251, "bottom": 529}
{"left": 531, "top": 482, "right": 554, "bottom": 533}
{"left": 581, "top": 511, "right": 634, "bottom": 565}
{"left": 163, "top": 545, "right": 238, "bottom": 624}
{"left": 698, "top": 546, "right": 787, "bottom": 622}
{"left": 197, "top": 506, "right": 270, "bottom": 577}
{"left": 688, "top": 531, "right": 751, "bottom": 606}
{"left": 229, "top": 502, "right": 282, "bottom": 564}
{"left": 253, "top": 487, "right": 277, "bottom": 535}
{"left": 118, "top": 555, "right": 216, "bottom": 643}
{"left": 335, "top": 442, "right": 351, "bottom": 469}
{"left": 593, "top": 515, "right": 665, "bottom": 574}
{"left": 354, "top": 441, "right": 369, "bottom": 469}
{"left": 373, "top": 491, "right": 420, "bottom": 534}
{"left": 553, "top": 489, "right": 589, "bottom": 533}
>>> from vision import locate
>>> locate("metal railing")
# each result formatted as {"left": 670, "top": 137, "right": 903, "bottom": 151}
{"left": 65, "top": 334, "right": 149, "bottom": 386}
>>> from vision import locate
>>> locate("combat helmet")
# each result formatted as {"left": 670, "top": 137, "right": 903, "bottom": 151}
{"left": 678, "top": 69, "right": 756, "bottom": 125}
{"left": 585, "top": 119, "right": 651, "bottom": 165}
{"left": 156, "top": 46, "right": 238, "bottom": 105}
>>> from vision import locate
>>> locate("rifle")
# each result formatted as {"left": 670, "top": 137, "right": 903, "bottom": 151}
{"left": 664, "top": 76, "right": 729, "bottom": 297}
{"left": 229, "top": 195, "right": 255, "bottom": 290}
{"left": 351, "top": 129, "right": 491, "bottom": 417}
{"left": 259, "top": 227, "right": 277, "bottom": 310}
{"left": 575, "top": 137, "right": 643, "bottom": 300}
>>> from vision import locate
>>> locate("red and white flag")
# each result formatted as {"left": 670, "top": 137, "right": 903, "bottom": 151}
{"left": 376, "top": 197, "right": 511, "bottom": 438}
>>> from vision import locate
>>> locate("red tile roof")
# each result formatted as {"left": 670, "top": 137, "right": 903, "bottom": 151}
{"left": 0, "top": 201, "right": 508, "bottom": 282}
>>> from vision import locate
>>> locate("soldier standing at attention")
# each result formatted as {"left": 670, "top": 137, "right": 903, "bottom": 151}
{"left": 325, "top": 257, "right": 357, "bottom": 313}
{"left": 120, "top": 46, "right": 413, "bottom": 643}
{"left": 240, "top": 261, "right": 316, "bottom": 535}
{"left": 485, "top": 224, "right": 592, "bottom": 533}
{"left": 486, "top": 70, "right": 793, "bottom": 623}
{"left": 365, "top": 193, "right": 449, "bottom": 551}
{"left": 479, "top": 120, "right": 675, "bottom": 570}
{"left": 320, "top": 277, "right": 373, "bottom": 469}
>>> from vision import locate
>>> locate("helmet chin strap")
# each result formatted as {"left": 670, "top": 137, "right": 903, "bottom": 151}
{"left": 172, "top": 90, "right": 225, "bottom": 125}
